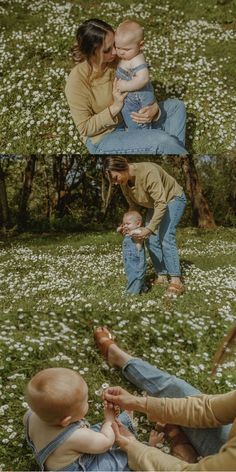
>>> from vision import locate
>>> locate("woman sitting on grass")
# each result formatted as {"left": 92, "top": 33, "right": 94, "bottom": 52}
{"left": 94, "top": 326, "right": 236, "bottom": 471}
{"left": 65, "top": 18, "right": 187, "bottom": 155}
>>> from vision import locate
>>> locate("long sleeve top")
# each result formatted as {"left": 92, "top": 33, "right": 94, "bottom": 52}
{"left": 126, "top": 390, "right": 236, "bottom": 471}
{"left": 65, "top": 62, "right": 121, "bottom": 144}
{"left": 121, "top": 162, "right": 183, "bottom": 233}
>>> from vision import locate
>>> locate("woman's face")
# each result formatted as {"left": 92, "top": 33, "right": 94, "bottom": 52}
{"left": 95, "top": 30, "right": 116, "bottom": 65}
{"left": 109, "top": 169, "right": 129, "bottom": 185}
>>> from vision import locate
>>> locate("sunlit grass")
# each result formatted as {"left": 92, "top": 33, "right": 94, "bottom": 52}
{"left": 0, "top": 227, "right": 235, "bottom": 470}
{"left": 0, "top": 0, "right": 236, "bottom": 155}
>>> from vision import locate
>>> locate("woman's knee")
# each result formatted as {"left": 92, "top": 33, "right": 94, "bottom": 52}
{"left": 160, "top": 232, "right": 176, "bottom": 249}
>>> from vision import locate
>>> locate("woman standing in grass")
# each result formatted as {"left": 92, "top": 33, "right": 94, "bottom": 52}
{"left": 103, "top": 156, "right": 186, "bottom": 297}
{"left": 65, "top": 18, "right": 187, "bottom": 155}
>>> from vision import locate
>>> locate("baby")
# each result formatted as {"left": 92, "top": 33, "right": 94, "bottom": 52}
{"left": 23, "top": 367, "right": 135, "bottom": 471}
{"left": 115, "top": 20, "right": 160, "bottom": 129}
{"left": 117, "top": 210, "right": 144, "bottom": 250}
{"left": 117, "top": 211, "right": 147, "bottom": 294}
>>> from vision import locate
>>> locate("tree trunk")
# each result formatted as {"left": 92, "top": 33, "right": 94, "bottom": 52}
{"left": 181, "top": 156, "right": 216, "bottom": 228}
{"left": 42, "top": 156, "right": 52, "bottom": 219}
{"left": 18, "top": 155, "right": 37, "bottom": 229}
{"left": 52, "top": 156, "right": 69, "bottom": 217}
{"left": 0, "top": 161, "right": 10, "bottom": 231}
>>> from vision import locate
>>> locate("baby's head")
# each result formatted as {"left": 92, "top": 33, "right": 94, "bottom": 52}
{"left": 115, "top": 20, "right": 144, "bottom": 60}
{"left": 123, "top": 210, "right": 142, "bottom": 231}
{"left": 25, "top": 367, "right": 88, "bottom": 426}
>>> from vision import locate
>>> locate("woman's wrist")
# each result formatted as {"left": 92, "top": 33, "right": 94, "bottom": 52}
{"left": 109, "top": 103, "right": 122, "bottom": 117}
{"left": 132, "top": 395, "right": 148, "bottom": 413}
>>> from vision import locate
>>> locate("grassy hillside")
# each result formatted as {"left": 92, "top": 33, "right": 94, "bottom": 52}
{"left": 0, "top": 0, "right": 236, "bottom": 155}
{"left": 0, "top": 227, "right": 235, "bottom": 470}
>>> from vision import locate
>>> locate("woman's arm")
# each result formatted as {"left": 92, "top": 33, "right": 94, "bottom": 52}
{"left": 113, "top": 417, "right": 236, "bottom": 472}
{"left": 105, "top": 387, "right": 236, "bottom": 428}
{"left": 126, "top": 437, "right": 236, "bottom": 472}
{"left": 112, "top": 420, "right": 188, "bottom": 471}
{"left": 146, "top": 391, "right": 236, "bottom": 428}
{"left": 65, "top": 68, "right": 126, "bottom": 139}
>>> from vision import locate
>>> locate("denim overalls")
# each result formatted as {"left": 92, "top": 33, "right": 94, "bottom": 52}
{"left": 116, "top": 64, "right": 156, "bottom": 130}
{"left": 122, "top": 235, "right": 147, "bottom": 294}
{"left": 25, "top": 411, "right": 135, "bottom": 471}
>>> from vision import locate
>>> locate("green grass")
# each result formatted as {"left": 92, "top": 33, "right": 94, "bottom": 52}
{"left": 0, "top": 0, "right": 236, "bottom": 155}
{"left": 0, "top": 227, "right": 235, "bottom": 470}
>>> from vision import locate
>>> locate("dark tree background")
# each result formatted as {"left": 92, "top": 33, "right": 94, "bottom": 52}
{"left": 0, "top": 154, "right": 235, "bottom": 234}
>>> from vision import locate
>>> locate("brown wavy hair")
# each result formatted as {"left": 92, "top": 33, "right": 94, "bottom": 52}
{"left": 72, "top": 18, "right": 114, "bottom": 65}
{"left": 102, "top": 157, "right": 129, "bottom": 210}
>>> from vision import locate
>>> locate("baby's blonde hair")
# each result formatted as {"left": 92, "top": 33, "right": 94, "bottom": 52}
{"left": 116, "top": 20, "right": 144, "bottom": 43}
{"left": 123, "top": 210, "right": 142, "bottom": 225}
{"left": 25, "top": 368, "right": 87, "bottom": 424}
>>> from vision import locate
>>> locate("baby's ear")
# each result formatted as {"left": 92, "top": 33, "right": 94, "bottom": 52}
{"left": 139, "top": 40, "right": 145, "bottom": 51}
{"left": 61, "top": 416, "right": 72, "bottom": 427}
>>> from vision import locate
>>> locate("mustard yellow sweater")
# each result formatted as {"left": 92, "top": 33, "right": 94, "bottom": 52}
{"left": 65, "top": 62, "right": 121, "bottom": 144}
{"left": 121, "top": 162, "right": 183, "bottom": 232}
{"left": 127, "top": 390, "right": 236, "bottom": 471}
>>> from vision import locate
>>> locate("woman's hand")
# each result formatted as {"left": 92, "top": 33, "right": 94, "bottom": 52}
{"left": 109, "top": 78, "right": 128, "bottom": 117}
{"left": 131, "top": 102, "right": 160, "bottom": 124}
{"left": 130, "top": 227, "right": 152, "bottom": 240}
{"left": 112, "top": 420, "right": 136, "bottom": 451}
{"left": 117, "top": 79, "right": 128, "bottom": 93}
{"left": 103, "top": 386, "right": 137, "bottom": 410}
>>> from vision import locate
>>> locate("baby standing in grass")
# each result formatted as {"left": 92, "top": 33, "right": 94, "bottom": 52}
{"left": 23, "top": 367, "right": 135, "bottom": 471}
{"left": 115, "top": 20, "right": 161, "bottom": 129}
{"left": 117, "top": 210, "right": 148, "bottom": 294}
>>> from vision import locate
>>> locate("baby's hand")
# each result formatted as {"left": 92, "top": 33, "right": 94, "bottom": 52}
{"left": 104, "top": 404, "right": 116, "bottom": 422}
{"left": 117, "top": 79, "right": 128, "bottom": 93}
{"left": 117, "top": 224, "right": 124, "bottom": 234}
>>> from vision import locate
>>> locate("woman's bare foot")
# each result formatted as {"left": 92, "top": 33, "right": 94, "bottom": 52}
{"left": 149, "top": 429, "right": 165, "bottom": 447}
{"left": 165, "top": 425, "right": 198, "bottom": 463}
{"left": 94, "top": 327, "right": 132, "bottom": 368}
{"left": 152, "top": 275, "right": 168, "bottom": 285}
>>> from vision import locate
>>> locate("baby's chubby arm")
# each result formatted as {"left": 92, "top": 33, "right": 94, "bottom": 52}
{"left": 70, "top": 406, "right": 116, "bottom": 454}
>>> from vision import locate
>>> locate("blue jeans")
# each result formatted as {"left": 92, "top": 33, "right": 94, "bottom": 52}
{"left": 123, "top": 236, "right": 146, "bottom": 294}
{"left": 123, "top": 358, "right": 231, "bottom": 457}
{"left": 86, "top": 99, "right": 187, "bottom": 155}
{"left": 146, "top": 192, "right": 186, "bottom": 276}
{"left": 116, "top": 65, "right": 155, "bottom": 130}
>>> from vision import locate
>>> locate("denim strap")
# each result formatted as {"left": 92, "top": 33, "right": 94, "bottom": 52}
{"left": 37, "top": 421, "right": 84, "bottom": 468}
{"left": 25, "top": 413, "right": 85, "bottom": 471}
{"left": 131, "top": 63, "right": 149, "bottom": 73}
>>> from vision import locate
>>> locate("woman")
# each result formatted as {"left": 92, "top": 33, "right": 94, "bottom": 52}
{"left": 94, "top": 326, "right": 235, "bottom": 471}
{"left": 65, "top": 19, "right": 187, "bottom": 155}
{"left": 103, "top": 156, "right": 186, "bottom": 297}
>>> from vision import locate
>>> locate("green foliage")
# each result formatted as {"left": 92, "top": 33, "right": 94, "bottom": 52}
{"left": 0, "top": 155, "right": 235, "bottom": 232}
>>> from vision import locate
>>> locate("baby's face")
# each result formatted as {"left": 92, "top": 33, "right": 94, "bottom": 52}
{"left": 123, "top": 215, "right": 140, "bottom": 231}
{"left": 115, "top": 33, "right": 140, "bottom": 60}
